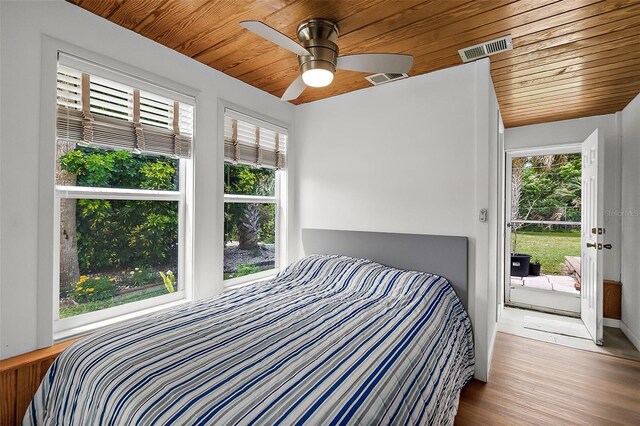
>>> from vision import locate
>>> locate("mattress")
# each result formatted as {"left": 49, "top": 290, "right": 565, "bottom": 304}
{"left": 24, "top": 255, "right": 474, "bottom": 425}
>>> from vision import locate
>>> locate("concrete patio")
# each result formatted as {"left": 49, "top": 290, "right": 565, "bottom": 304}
{"left": 511, "top": 274, "right": 580, "bottom": 295}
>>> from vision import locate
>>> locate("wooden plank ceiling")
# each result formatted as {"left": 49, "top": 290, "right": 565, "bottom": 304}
{"left": 69, "top": 0, "right": 640, "bottom": 128}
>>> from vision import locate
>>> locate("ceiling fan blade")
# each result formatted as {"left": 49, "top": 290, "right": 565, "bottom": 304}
{"left": 336, "top": 54, "right": 413, "bottom": 74}
{"left": 240, "top": 20, "right": 310, "bottom": 57}
{"left": 281, "top": 76, "right": 306, "bottom": 101}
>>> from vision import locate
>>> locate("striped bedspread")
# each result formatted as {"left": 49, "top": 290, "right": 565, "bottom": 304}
{"left": 25, "top": 255, "right": 474, "bottom": 425}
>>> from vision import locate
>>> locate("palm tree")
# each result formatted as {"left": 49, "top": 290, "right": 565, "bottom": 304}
{"left": 237, "top": 203, "right": 261, "bottom": 250}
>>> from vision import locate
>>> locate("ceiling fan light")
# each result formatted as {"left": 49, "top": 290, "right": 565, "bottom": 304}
{"left": 302, "top": 68, "right": 334, "bottom": 87}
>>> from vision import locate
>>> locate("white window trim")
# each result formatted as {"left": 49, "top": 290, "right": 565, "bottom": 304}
{"left": 50, "top": 52, "right": 195, "bottom": 340}
{"left": 219, "top": 101, "right": 289, "bottom": 289}
{"left": 216, "top": 100, "right": 291, "bottom": 293}
{"left": 224, "top": 273, "right": 276, "bottom": 291}
{"left": 37, "top": 37, "right": 201, "bottom": 349}
{"left": 223, "top": 169, "right": 287, "bottom": 288}
{"left": 54, "top": 298, "right": 188, "bottom": 343}
{"left": 53, "top": 157, "right": 193, "bottom": 338}
{"left": 223, "top": 268, "right": 279, "bottom": 289}
{"left": 223, "top": 194, "right": 277, "bottom": 204}
{"left": 56, "top": 186, "right": 182, "bottom": 200}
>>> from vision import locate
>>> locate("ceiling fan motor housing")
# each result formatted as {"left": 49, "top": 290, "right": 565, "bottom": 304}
{"left": 297, "top": 19, "right": 340, "bottom": 75}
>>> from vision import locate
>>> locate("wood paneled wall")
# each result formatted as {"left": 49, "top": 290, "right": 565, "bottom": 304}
{"left": 0, "top": 340, "right": 78, "bottom": 426}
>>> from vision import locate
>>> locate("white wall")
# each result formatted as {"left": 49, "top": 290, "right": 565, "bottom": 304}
{"left": 0, "top": 1, "right": 295, "bottom": 359}
{"left": 505, "top": 114, "right": 622, "bottom": 281}
{"left": 0, "top": 0, "right": 3, "bottom": 358}
{"left": 620, "top": 93, "right": 640, "bottom": 350}
{"left": 293, "top": 59, "right": 500, "bottom": 380}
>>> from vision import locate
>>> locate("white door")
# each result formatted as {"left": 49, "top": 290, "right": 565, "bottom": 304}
{"left": 581, "top": 129, "right": 604, "bottom": 345}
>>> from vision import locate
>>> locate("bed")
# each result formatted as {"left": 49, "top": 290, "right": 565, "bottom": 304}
{"left": 25, "top": 230, "right": 474, "bottom": 425}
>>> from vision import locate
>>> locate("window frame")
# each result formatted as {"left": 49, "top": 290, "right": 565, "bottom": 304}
{"left": 220, "top": 104, "right": 289, "bottom": 289}
{"left": 223, "top": 167, "right": 287, "bottom": 289}
{"left": 53, "top": 155, "right": 193, "bottom": 337}
{"left": 52, "top": 58, "right": 196, "bottom": 339}
{"left": 35, "top": 39, "right": 202, "bottom": 350}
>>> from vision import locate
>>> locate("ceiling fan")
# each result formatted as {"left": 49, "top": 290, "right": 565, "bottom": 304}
{"left": 239, "top": 19, "right": 414, "bottom": 101}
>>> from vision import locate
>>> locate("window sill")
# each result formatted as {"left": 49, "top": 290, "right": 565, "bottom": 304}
{"left": 223, "top": 270, "right": 278, "bottom": 291}
{"left": 54, "top": 298, "right": 189, "bottom": 343}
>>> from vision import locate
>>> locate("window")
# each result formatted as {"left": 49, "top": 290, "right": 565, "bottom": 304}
{"left": 223, "top": 109, "right": 287, "bottom": 285}
{"left": 54, "top": 53, "right": 194, "bottom": 334}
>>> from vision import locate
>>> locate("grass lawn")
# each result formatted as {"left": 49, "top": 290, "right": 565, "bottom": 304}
{"left": 60, "top": 287, "right": 167, "bottom": 319}
{"left": 511, "top": 230, "right": 581, "bottom": 275}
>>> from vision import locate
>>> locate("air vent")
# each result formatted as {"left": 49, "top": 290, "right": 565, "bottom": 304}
{"left": 458, "top": 35, "right": 512, "bottom": 63}
{"left": 365, "top": 72, "right": 409, "bottom": 86}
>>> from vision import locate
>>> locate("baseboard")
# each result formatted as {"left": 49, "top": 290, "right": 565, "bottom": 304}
{"left": 620, "top": 321, "right": 640, "bottom": 351}
{"left": 603, "top": 318, "right": 620, "bottom": 328}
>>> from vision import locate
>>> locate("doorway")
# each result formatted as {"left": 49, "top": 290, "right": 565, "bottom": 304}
{"left": 505, "top": 145, "right": 583, "bottom": 316}
{"left": 502, "top": 129, "right": 613, "bottom": 348}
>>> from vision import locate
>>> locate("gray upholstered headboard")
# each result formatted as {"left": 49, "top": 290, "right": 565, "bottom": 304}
{"left": 301, "top": 228, "right": 468, "bottom": 309}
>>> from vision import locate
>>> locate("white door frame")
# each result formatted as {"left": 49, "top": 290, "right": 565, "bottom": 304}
{"left": 496, "top": 120, "right": 505, "bottom": 322}
{"left": 580, "top": 129, "right": 605, "bottom": 345}
{"left": 504, "top": 144, "right": 582, "bottom": 312}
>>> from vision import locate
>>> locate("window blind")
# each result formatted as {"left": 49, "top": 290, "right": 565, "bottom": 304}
{"left": 224, "top": 109, "right": 287, "bottom": 170}
{"left": 56, "top": 63, "right": 194, "bottom": 159}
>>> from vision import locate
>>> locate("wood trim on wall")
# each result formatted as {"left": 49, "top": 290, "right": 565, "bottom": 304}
{"left": 0, "top": 339, "right": 79, "bottom": 426}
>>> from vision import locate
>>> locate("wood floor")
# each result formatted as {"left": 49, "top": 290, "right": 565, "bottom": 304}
{"left": 498, "top": 307, "right": 640, "bottom": 362}
{"left": 455, "top": 332, "right": 640, "bottom": 425}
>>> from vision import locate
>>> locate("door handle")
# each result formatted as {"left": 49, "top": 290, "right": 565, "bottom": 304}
{"left": 603, "top": 244, "right": 612, "bottom": 250}
{"left": 586, "top": 242, "right": 597, "bottom": 248}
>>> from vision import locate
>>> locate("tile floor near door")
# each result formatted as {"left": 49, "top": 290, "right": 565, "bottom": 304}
{"left": 510, "top": 274, "right": 579, "bottom": 295}
{"left": 498, "top": 306, "right": 640, "bottom": 362}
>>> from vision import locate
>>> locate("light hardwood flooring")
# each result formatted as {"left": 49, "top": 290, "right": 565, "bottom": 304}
{"left": 455, "top": 332, "right": 640, "bottom": 425}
